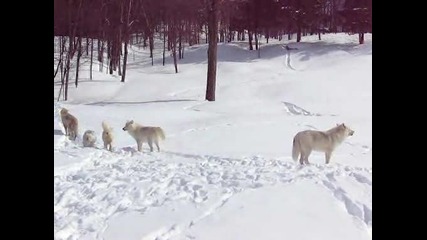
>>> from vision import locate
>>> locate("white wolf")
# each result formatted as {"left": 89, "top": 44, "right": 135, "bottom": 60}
{"left": 102, "top": 121, "right": 114, "bottom": 151}
{"left": 82, "top": 130, "right": 97, "bottom": 147}
{"left": 122, "top": 120, "right": 165, "bottom": 152}
{"left": 292, "top": 123, "right": 354, "bottom": 165}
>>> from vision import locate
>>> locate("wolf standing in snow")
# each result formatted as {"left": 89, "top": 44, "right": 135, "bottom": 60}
{"left": 60, "top": 108, "right": 79, "bottom": 141}
{"left": 122, "top": 120, "right": 165, "bottom": 152}
{"left": 292, "top": 123, "right": 354, "bottom": 165}
{"left": 102, "top": 121, "right": 114, "bottom": 151}
{"left": 82, "top": 130, "right": 97, "bottom": 147}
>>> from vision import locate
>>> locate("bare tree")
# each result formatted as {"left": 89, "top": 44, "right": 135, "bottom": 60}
{"left": 206, "top": 0, "right": 219, "bottom": 101}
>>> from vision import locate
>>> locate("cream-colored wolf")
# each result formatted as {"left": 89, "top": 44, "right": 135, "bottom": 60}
{"left": 60, "top": 108, "right": 79, "bottom": 141}
{"left": 122, "top": 120, "right": 165, "bottom": 152}
{"left": 102, "top": 121, "right": 114, "bottom": 151}
{"left": 292, "top": 123, "right": 354, "bottom": 165}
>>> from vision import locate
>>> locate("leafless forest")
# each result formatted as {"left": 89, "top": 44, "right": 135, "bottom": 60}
{"left": 54, "top": 0, "right": 371, "bottom": 101}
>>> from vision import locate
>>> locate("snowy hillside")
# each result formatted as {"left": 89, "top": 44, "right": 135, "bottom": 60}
{"left": 54, "top": 33, "right": 372, "bottom": 240}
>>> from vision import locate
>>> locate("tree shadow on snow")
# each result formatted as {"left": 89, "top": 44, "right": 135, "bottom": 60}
{"left": 85, "top": 99, "right": 197, "bottom": 106}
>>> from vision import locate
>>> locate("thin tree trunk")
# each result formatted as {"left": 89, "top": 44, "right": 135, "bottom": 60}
{"left": 54, "top": 57, "right": 62, "bottom": 79}
{"left": 75, "top": 37, "right": 82, "bottom": 87}
{"left": 90, "top": 38, "right": 94, "bottom": 80}
{"left": 118, "top": 49, "right": 122, "bottom": 76}
{"left": 121, "top": 41, "right": 128, "bottom": 82}
{"left": 149, "top": 33, "right": 154, "bottom": 65}
{"left": 359, "top": 33, "right": 364, "bottom": 44}
{"left": 178, "top": 29, "right": 182, "bottom": 59}
{"left": 163, "top": 24, "right": 166, "bottom": 66}
{"left": 248, "top": 31, "right": 253, "bottom": 50}
{"left": 182, "top": 43, "right": 184, "bottom": 59}
{"left": 86, "top": 37, "right": 89, "bottom": 55}
{"left": 121, "top": 0, "right": 133, "bottom": 82}
{"left": 172, "top": 24, "right": 178, "bottom": 73}
{"left": 64, "top": 36, "right": 73, "bottom": 101}
{"left": 172, "top": 39, "right": 178, "bottom": 73}
{"left": 255, "top": 31, "right": 259, "bottom": 50}
{"left": 205, "top": 25, "right": 209, "bottom": 43}
{"left": 149, "top": 33, "right": 154, "bottom": 57}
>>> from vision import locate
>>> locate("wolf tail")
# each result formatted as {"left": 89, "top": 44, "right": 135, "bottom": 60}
{"left": 292, "top": 137, "right": 300, "bottom": 161}
{"left": 155, "top": 127, "right": 166, "bottom": 140}
{"left": 102, "top": 121, "right": 111, "bottom": 132}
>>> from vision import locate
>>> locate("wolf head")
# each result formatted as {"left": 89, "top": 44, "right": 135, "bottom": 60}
{"left": 336, "top": 123, "right": 354, "bottom": 136}
{"left": 60, "top": 108, "right": 69, "bottom": 116}
{"left": 122, "top": 120, "right": 134, "bottom": 131}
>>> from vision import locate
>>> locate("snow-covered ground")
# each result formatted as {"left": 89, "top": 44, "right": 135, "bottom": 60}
{"left": 54, "top": 33, "right": 372, "bottom": 240}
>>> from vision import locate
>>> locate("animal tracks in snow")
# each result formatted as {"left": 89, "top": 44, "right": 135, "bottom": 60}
{"left": 54, "top": 103, "right": 371, "bottom": 239}
{"left": 54, "top": 146, "right": 372, "bottom": 239}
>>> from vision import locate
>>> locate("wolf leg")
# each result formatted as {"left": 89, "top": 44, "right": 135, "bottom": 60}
{"left": 299, "top": 154, "right": 305, "bottom": 165}
{"left": 137, "top": 141, "right": 143, "bottom": 152}
{"left": 154, "top": 139, "right": 160, "bottom": 152}
{"left": 147, "top": 139, "right": 154, "bottom": 152}
{"left": 303, "top": 150, "right": 311, "bottom": 165}
{"left": 325, "top": 151, "right": 332, "bottom": 164}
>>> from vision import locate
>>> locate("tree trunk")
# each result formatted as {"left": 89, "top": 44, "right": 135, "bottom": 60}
{"left": 205, "top": 25, "right": 209, "bottom": 44}
{"left": 220, "top": 29, "right": 224, "bottom": 42}
{"left": 359, "top": 33, "right": 364, "bottom": 44}
{"left": 64, "top": 36, "right": 73, "bottom": 101}
{"left": 297, "top": 24, "right": 302, "bottom": 42}
{"left": 163, "top": 24, "right": 166, "bottom": 66}
{"left": 172, "top": 25, "right": 178, "bottom": 73}
{"left": 178, "top": 29, "right": 182, "bottom": 59}
{"left": 172, "top": 41, "right": 178, "bottom": 73}
{"left": 121, "top": 40, "right": 128, "bottom": 82}
{"left": 254, "top": 32, "right": 259, "bottom": 50}
{"left": 90, "top": 38, "right": 94, "bottom": 80}
{"left": 248, "top": 31, "right": 253, "bottom": 50}
{"left": 75, "top": 37, "right": 82, "bottom": 87}
{"left": 86, "top": 37, "right": 89, "bottom": 55}
{"left": 149, "top": 33, "right": 154, "bottom": 65}
{"left": 205, "top": 0, "right": 219, "bottom": 101}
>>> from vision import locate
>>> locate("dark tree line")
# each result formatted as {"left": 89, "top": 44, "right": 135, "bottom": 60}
{"left": 54, "top": 0, "right": 371, "bottom": 101}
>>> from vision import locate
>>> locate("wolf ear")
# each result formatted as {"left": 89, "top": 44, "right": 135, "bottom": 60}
{"left": 336, "top": 123, "right": 340, "bottom": 126}
{"left": 129, "top": 120, "right": 134, "bottom": 124}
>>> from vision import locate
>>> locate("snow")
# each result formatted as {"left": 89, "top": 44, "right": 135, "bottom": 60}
{"left": 54, "top": 33, "right": 372, "bottom": 240}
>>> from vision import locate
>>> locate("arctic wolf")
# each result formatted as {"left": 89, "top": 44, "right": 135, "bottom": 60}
{"left": 292, "top": 123, "right": 354, "bottom": 165}
{"left": 102, "top": 121, "right": 114, "bottom": 151}
{"left": 122, "top": 120, "right": 165, "bottom": 152}
{"left": 82, "top": 130, "right": 97, "bottom": 147}
{"left": 60, "top": 108, "right": 79, "bottom": 141}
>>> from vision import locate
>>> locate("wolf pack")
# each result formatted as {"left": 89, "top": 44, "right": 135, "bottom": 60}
{"left": 60, "top": 107, "right": 354, "bottom": 165}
